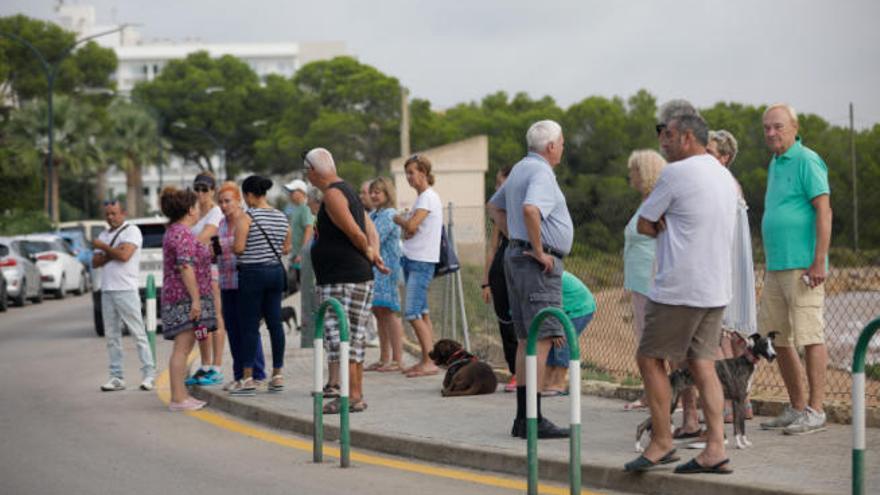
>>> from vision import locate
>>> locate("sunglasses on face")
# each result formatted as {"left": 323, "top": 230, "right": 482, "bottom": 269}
{"left": 655, "top": 123, "right": 667, "bottom": 136}
{"left": 193, "top": 185, "right": 210, "bottom": 193}
{"left": 103, "top": 200, "right": 119, "bottom": 206}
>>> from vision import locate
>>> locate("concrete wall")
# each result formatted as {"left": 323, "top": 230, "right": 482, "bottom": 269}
{"left": 390, "top": 136, "right": 488, "bottom": 265}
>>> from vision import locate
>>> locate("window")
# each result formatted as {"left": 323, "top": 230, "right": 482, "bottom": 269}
{"left": 138, "top": 224, "right": 166, "bottom": 249}
{"left": 142, "top": 65, "right": 149, "bottom": 75}
{"left": 143, "top": 187, "right": 151, "bottom": 197}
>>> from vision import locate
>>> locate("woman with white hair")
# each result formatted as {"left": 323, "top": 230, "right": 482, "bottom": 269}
{"left": 622, "top": 149, "right": 667, "bottom": 411}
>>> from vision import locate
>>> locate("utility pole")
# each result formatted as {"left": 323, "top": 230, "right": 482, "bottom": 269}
{"left": 850, "top": 102, "right": 859, "bottom": 251}
{"left": 400, "top": 86, "right": 410, "bottom": 158}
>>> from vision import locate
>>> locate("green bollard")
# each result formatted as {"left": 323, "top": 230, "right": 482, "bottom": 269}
{"left": 525, "top": 307, "right": 582, "bottom": 495}
{"left": 851, "top": 317, "right": 880, "bottom": 495}
{"left": 145, "top": 274, "right": 157, "bottom": 363}
{"left": 313, "top": 298, "right": 351, "bottom": 467}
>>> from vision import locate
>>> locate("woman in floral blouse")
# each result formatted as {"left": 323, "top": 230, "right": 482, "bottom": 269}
{"left": 160, "top": 187, "right": 216, "bottom": 412}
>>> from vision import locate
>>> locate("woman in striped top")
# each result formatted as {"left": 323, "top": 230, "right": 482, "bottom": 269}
{"left": 231, "top": 175, "right": 292, "bottom": 396}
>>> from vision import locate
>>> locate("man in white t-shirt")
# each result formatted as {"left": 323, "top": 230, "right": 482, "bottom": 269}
{"left": 624, "top": 108, "right": 738, "bottom": 475}
{"left": 92, "top": 201, "right": 156, "bottom": 392}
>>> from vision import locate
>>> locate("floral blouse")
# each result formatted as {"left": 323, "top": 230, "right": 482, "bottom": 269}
{"left": 161, "top": 222, "right": 212, "bottom": 307}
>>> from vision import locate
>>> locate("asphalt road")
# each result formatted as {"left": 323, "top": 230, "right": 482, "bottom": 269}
{"left": 0, "top": 294, "right": 621, "bottom": 495}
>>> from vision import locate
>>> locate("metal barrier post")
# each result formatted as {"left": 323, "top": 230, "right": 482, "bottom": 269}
{"left": 852, "top": 317, "right": 880, "bottom": 495}
{"left": 313, "top": 298, "right": 351, "bottom": 467}
{"left": 145, "top": 274, "right": 157, "bottom": 362}
{"left": 526, "top": 307, "right": 581, "bottom": 495}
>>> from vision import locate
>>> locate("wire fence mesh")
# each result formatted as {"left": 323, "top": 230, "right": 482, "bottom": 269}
{"left": 423, "top": 204, "right": 880, "bottom": 407}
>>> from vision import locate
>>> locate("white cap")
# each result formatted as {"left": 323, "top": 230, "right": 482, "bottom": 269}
{"left": 284, "top": 179, "right": 308, "bottom": 193}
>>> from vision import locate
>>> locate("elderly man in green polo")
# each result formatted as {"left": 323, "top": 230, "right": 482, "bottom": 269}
{"left": 758, "top": 103, "right": 833, "bottom": 436}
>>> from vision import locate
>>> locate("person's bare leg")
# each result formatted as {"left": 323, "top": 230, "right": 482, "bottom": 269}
{"left": 371, "top": 308, "right": 391, "bottom": 365}
{"left": 637, "top": 355, "right": 674, "bottom": 461}
{"left": 211, "top": 281, "right": 225, "bottom": 367}
{"left": 775, "top": 345, "right": 806, "bottom": 410}
{"left": 688, "top": 358, "right": 729, "bottom": 467}
{"left": 350, "top": 361, "right": 363, "bottom": 402}
{"left": 804, "top": 343, "right": 827, "bottom": 412}
{"left": 678, "top": 386, "right": 701, "bottom": 435}
{"left": 388, "top": 311, "right": 404, "bottom": 365}
{"left": 408, "top": 316, "right": 438, "bottom": 372}
{"left": 542, "top": 366, "right": 568, "bottom": 392}
{"left": 170, "top": 332, "right": 196, "bottom": 403}
{"left": 719, "top": 334, "right": 734, "bottom": 418}
{"left": 328, "top": 361, "right": 340, "bottom": 387}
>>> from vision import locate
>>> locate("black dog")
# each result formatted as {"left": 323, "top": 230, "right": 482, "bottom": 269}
{"left": 281, "top": 306, "right": 298, "bottom": 334}
{"left": 635, "top": 332, "right": 778, "bottom": 451}
{"left": 429, "top": 339, "right": 498, "bottom": 397}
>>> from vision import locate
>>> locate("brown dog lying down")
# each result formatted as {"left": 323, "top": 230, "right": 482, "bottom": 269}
{"left": 429, "top": 339, "right": 498, "bottom": 397}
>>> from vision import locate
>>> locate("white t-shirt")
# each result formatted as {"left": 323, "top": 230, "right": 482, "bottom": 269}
{"left": 192, "top": 205, "right": 222, "bottom": 237}
{"left": 639, "top": 154, "right": 738, "bottom": 308}
{"left": 401, "top": 187, "right": 443, "bottom": 263}
{"left": 96, "top": 222, "right": 142, "bottom": 292}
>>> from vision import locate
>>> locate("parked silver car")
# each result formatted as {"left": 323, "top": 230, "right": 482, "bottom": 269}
{"left": 0, "top": 236, "right": 44, "bottom": 306}
{"left": 15, "top": 234, "right": 88, "bottom": 299}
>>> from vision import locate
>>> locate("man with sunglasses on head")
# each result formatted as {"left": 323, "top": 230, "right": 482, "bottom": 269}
{"left": 93, "top": 200, "right": 156, "bottom": 392}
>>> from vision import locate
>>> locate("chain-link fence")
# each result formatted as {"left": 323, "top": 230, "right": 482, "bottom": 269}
{"left": 422, "top": 204, "right": 880, "bottom": 407}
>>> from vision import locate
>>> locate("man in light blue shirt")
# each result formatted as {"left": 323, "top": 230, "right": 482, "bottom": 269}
{"left": 488, "top": 119, "right": 573, "bottom": 440}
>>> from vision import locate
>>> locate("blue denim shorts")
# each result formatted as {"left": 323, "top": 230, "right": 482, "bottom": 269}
{"left": 546, "top": 313, "right": 593, "bottom": 367}
{"left": 401, "top": 256, "right": 435, "bottom": 321}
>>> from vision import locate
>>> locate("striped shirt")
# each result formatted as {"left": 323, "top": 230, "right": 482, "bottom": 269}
{"left": 239, "top": 208, "right": 289, "bottom": 266}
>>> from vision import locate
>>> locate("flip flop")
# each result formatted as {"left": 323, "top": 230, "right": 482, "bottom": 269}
{"left": 623, "top": 449, "right": 680, "bottom": 472}
{"left": 364, "top": 361, "right": 388, "bottom": 372}
{"left": 623, "top": 399, "right": 648, "bottom": 411}
{"left": 405, "top": 367, "right": 439, "bottom": 378}
{"left": 672, "top": 428, "right": 703, "bottom": 440}
{"left": 541, "top": 389, "right": 569, "bottom": 397}
{"left": 674, "top": 458, "right": 733, "bottom": 475}
{"left": 377, "top": 361, "right": 402, "bottom": 372}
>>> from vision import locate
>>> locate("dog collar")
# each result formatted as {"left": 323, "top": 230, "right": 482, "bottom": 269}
{"left": 743, "top": 348, "right": 759, "bottom": 365}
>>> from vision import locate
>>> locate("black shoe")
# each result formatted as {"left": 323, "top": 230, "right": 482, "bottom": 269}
{"left": 511, "top": 418, "right": 570, "bottom": 439}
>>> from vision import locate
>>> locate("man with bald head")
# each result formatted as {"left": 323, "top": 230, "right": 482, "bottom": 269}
{"left": 93, "top": 201, "right": 156, "bottom": 392}
{"left": 305, "top": 148, "right": 387, "bottom": 413}
{"left": 758, "top": 104, "right": 832, "bottom": 435}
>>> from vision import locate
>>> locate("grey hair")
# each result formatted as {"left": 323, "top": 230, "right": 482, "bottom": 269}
{"left": 305, "top": 147, "right": 336, "bottom": 175}
{"left": 763, "top": 103, "right": 799, "bottom": 127}
{"left": 709, "top": 129, "right": 739, "bottom": 165}
{"left": 526, "top": 120, "right": 563, "bottom": 153}
{"left": 306, "top": 185, "right": 323, "bottom": 204}
{"left": 672, "top": 114, "right": 709, "bottom": 146}
{"left": 658, "top": 99, "right": 700, "bottom": 124}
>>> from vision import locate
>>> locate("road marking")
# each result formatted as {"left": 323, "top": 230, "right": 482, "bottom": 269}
{"left": 155, "top": 362, "right": 603, "bottom": 495}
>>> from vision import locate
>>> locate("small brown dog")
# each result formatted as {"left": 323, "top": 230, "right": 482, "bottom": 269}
{"left": 429, "top": 339, "right": 498, "bottom": 397}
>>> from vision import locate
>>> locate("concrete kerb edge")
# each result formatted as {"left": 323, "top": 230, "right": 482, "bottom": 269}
{"left": 190, "top": 386, "right": 814, "bottom": 495}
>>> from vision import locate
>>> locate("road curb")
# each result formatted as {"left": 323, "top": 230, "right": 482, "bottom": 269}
{"left": 191, "top": 385, "right": 820, "bottom": 495}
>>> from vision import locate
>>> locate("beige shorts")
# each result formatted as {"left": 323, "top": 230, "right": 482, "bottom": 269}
{"left": 757, "top": 269, "right": 825, "bottom": 348}
{"left": 638, "top": 300, "right": 724, "bottom": 362}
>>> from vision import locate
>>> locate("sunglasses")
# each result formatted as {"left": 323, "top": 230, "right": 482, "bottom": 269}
{"left": 655, "top": 123, "right": 667, "bottom": 136}
{"left": 103, "top": 200, "right": 119, "bottom": 206}
{"left": 301, "top": 151, "right": 314, "bottom": 170}
{"left": 406, "top": 153, "right": 420, "bottom": 163}
{"left": 193, "top": 185, "right": 210, "bottom": 193}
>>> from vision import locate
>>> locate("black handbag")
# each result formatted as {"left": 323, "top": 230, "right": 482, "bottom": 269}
{"left": 434, "top": 225, "right": 460, "bottom": 278}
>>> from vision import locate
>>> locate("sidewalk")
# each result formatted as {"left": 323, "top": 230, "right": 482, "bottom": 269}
{"left": 190, "top": 332, "right": 878, "bottom": 495}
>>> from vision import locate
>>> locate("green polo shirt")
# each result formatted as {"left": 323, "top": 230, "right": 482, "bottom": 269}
{"left": 286, "top": 203, "right": 314, "bottom": 267}
{"left": 761, "top": 137, "right": 830, "bottom": 271}
{"left": 562, "top": 271, "right": 596, "bottom": 319}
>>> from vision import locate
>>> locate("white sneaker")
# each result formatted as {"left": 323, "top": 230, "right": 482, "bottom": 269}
{"left": 140, "top": 376, "right": 155, "bottom": 391}
{"left": 783, "top": 407, "right": 827, "bottom": 435}
{"left": 760, "top": 405, "right": 804, "bottom": 429}
{"left": 101, "top": 377, "right": 125, "bottom": 392}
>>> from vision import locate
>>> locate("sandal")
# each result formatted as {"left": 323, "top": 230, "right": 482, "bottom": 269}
{"left": 322, "top": 383, "right": 340, "bottom": 398}
{"left": 623, "top": 398, "right": 648, "bottom": 411}
{"left": 323, "top": 398, "right": 343, "bottom": 415}
{"left": 349, "top": 399, "right": 368, "bottom": 413}
{"left": 377, "top": 361, "right": 401, "bottom": 372}
{"left": 364, "top": 361, "right": 388, "bottom": 372}
{"left": 269, "top": 374, "right": 284, "bottom": 392}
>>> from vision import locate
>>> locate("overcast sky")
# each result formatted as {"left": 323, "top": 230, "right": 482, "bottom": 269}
{"left": 4, "top": 0, "right": 880, "bottom": 128}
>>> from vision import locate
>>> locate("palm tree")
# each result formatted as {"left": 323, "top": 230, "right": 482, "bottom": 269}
{"left": 6, "top": 95, "right": 99, "bottom": 222}
{"left": 103, "top": 100, "right": 160, "bottom": 217}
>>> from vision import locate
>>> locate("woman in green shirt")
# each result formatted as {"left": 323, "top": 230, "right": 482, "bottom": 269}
{"left": 542, "top": 271, "right": 596, "bottom": 396}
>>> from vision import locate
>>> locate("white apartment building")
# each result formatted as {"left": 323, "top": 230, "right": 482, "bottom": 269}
{"left": 56, "top": 4, "right": 345, "bottom": 212}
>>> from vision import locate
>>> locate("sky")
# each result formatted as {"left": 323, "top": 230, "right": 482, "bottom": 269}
{"left": 4, "top": 0, "right": 880, "bottom": 128}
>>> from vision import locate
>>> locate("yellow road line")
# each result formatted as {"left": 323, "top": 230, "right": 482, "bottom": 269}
{"left": 155, "top": 360, "right": 603, "bottom": 495}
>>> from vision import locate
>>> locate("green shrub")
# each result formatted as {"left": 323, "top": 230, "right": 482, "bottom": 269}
{"left": 0, "top": 209, "right": 53, "bottom": 236}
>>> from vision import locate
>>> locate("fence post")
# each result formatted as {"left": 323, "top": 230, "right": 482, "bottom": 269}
{"left": 145, "top": 274, "right": 157, "bottom": 362}
{"left": 852, "top": 317, "right": 880, "bottom": 495}
{"left": 526, "top": 307, "right": 581, "bottom": 495}
{"left": 313, "top": 298, "right": 351, "bottom": 467}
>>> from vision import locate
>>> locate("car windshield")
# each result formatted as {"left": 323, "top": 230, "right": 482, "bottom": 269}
{"left": 90, "top": 225, "right": 106, "bottom": 241}
{"left": 139, "top": 224, "right": 166, "bottom": 249}
{"left": 0, "top": 245, "right": 8, "bottom": 257}
{"left": 19, "top": 241, "right": 53, "bottom": 256}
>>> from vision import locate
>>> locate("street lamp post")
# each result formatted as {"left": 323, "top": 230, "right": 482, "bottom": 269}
{"left": 0, "top": 25, "right": 129, "bottom": 223}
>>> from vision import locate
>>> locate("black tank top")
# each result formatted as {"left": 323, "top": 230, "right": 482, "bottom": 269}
{"left": 311, "top": 181, "right": 373, "bottom": 285}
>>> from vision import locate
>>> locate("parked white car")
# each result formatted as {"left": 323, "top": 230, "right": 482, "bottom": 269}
{"left": 0, "top": 236, "right": 44, "bottom": 306}
{"left": 15, "top": 234, "right": 88, "bottom": 299}
{"left": 91, "top": 216, "right": 166, "bottom": 336}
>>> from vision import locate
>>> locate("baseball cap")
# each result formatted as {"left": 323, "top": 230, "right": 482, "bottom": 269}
{"left": 193, "top": 174, "right": 216, "bottom": 189}
{"left": 284, "top": 179, "right": 308, "bottom": 193}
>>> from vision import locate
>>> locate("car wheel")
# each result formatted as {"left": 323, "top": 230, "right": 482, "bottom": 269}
{"left": 93, "top": 291, "right": 104, "bottom": 336}
{"left": 56, "top": 275, "right": 66, "bottom": 299}
{"left": 73, "top": 272, "right": 86, "bottom": 295}
{"left": 0, "top": 283, "right": 7, "bottom": 312}
{"left": 32, "top": 285, "right": 43, "bottom": 304}
{"left": 13, "top": 281, "right": 26, "bottom": 307}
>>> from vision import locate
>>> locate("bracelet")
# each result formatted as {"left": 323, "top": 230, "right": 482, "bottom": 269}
{"left": 481, "top": 283, "right": 490, "bottom": 289}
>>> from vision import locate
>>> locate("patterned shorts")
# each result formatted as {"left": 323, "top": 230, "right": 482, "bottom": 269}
{"left": 317, "top": 281, "right": 373, "bottom": 363}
